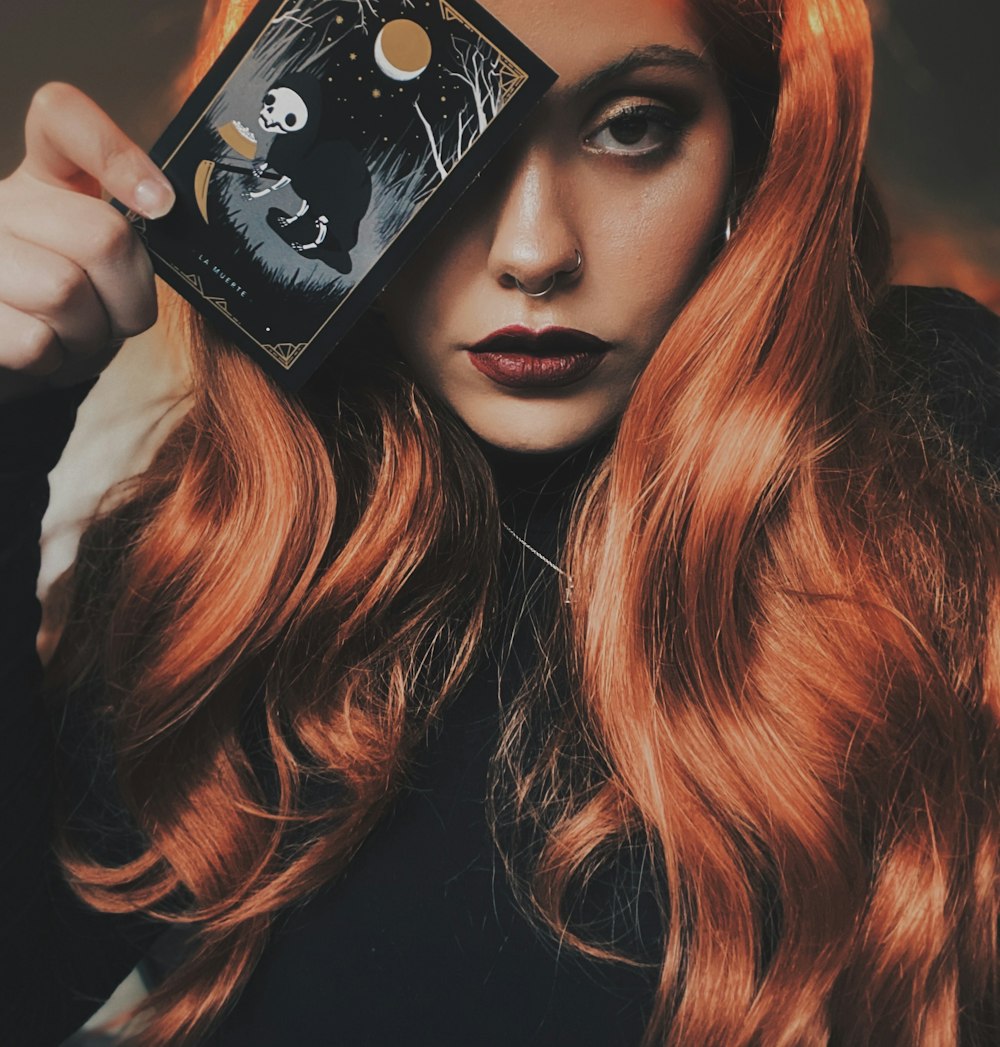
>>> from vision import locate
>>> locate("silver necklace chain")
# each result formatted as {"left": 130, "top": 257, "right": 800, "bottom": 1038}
{"left": 500, "top": 520, "right": 574, "bottom": 604}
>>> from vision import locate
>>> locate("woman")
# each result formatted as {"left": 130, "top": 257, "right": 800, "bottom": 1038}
{"left": 2, "top": 0, "right": 998, "bottom": 1043}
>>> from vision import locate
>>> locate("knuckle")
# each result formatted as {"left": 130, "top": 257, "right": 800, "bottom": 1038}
{"left": 102, "top": 138, "right": 152, "bottom": 194}
{"left": 102, "top": 139, "right": 139, "bottom": 178}
{"left": 118, "top": 291, "right": 159, "bottom": 339}
{"left": 27, "top": 81, "right": 74, "bottom": 125}
{"left": 13, "top": 318, "right": 60, "bottom": 375}
{"left": 40, "top": 264, "right": 84, "bottom": 313}
{"left": 140, "top": 295, "right": 159, "bottom": 332}
{"left": 85, "top": 214, "right": 134, "bottom": 263}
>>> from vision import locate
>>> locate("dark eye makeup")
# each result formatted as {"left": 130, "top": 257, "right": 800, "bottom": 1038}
{"left": 587, "top": 102, "right": 685, "bottom": 158}
{"left": 583, "top": 85, "right": 702, "bottom": 163}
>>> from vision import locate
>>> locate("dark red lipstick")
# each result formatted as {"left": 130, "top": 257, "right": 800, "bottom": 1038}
{"left": 465, "top": 325, "right": 610, "bottom": 389}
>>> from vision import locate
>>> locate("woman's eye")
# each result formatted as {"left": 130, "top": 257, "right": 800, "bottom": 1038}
{"left": 585, "top": 103, "right": 683, "bottom": 158}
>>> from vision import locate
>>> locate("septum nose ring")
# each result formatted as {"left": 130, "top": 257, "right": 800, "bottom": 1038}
{"left": 513, "top": 249, "right": 583, "bottom": 297}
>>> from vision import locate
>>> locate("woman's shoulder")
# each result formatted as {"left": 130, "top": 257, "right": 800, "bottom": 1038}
{"left": 871, "top": 284, "right": 1000, "bottom": 365}
{"left": 870, "top": 284, "right": 1000, "bottom": 478}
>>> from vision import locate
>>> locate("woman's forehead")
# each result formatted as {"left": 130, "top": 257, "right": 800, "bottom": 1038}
{"left": 478, "top": 0, "right": 712, "bottom": 82}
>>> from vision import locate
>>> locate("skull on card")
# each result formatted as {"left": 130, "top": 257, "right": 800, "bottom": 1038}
{"left": 259, "top": 87, "right": 310, "bottom": 135}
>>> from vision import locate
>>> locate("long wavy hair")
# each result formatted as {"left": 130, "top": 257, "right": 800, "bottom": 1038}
{"left": 46, "top": 0, "right": 999, "bottom": 1043}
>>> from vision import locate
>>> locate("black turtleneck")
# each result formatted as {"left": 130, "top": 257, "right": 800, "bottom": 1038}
{"left": 200, "top": 423, "right": 664, "bottom": 1047}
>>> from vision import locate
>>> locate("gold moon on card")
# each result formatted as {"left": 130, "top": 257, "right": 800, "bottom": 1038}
{"left": 374, "top": 20, "right": 432, "bottom": 81}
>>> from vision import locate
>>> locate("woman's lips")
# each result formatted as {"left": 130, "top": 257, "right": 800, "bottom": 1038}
{"left": 467, "top": 351, "right": 603, "bottom": 388}
{"left": 465, "top": 325, "right": 609, "bottom": 389}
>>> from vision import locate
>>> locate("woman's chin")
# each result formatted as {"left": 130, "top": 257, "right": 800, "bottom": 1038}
{"left": 458, "top": 409, "right": 617, "bottom": 456}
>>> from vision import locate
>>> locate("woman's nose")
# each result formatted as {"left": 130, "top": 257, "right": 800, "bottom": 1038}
{"left": 483, "top": 139, "right": 583, "bottom": 297}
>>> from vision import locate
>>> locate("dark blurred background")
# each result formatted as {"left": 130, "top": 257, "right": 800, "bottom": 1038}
{"left": 866, "top": 0, "right": 1000, "bottom": 310}
{"left": 2, "top": 0, "right": 998, "bottom": 310}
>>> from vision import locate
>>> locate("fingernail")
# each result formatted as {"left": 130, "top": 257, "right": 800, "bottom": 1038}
{"left": 134, "top": 177, "right": 175, "bottom": 220}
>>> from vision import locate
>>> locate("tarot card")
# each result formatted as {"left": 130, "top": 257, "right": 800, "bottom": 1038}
{"left": 124, "top": 0, "right": 557, "bottom": 390}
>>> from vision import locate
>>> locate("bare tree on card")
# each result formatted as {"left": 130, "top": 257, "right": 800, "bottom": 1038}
{"left": 412, "top": 35, "right": 504, "bottom": 193}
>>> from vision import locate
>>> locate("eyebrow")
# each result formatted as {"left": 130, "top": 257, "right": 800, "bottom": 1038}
{"left": 560, "top": 44, "right": 713, "bottom": 101}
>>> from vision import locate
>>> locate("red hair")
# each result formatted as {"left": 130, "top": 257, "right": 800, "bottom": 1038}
{"left": 47, "top": 1, "right": 999, "bottom": 1043}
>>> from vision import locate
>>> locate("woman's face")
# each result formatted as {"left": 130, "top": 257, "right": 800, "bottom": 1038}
{"left": 378, "top": 0, "right": 734, "bottom": 453}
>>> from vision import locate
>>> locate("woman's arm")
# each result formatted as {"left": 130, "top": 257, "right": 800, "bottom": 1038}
{"left": 0, "top": 381, "right": 162, "bottom": 1044}
{"left": 0, "top": 83, "right": 175, "bottom": 1043}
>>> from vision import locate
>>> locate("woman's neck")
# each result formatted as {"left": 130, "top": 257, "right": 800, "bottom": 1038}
{"left": 474, "top": 428, "right": 614, "bottom": 502}
{"left": 471, "top": 427, "right": 615, "bottom": 539}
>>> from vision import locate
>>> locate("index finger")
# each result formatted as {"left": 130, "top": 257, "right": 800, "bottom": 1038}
{"left": 20, "top": 82, "right": 175, "bottom": 220}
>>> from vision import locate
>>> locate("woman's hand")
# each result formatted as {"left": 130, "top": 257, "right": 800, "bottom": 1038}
{"left": 0, "top": 82, "right": 176, "bottom": 404}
